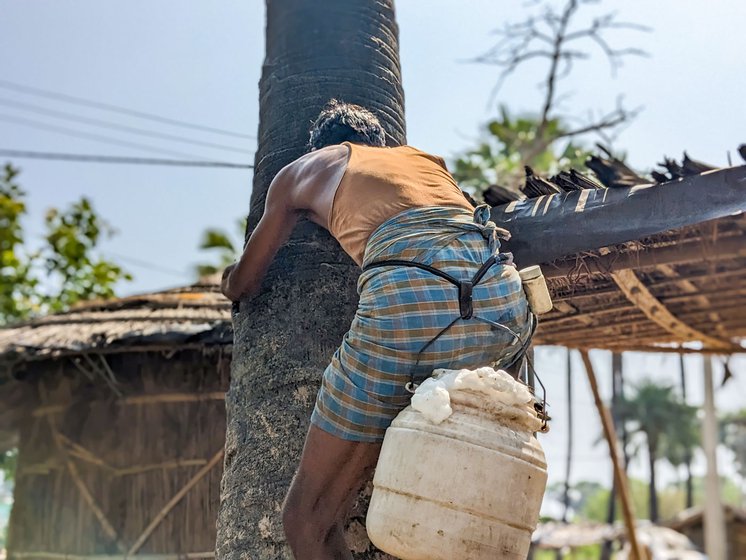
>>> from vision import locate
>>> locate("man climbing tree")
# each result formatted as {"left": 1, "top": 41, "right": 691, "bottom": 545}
{"left": 215, "top": 3, "right": 535, "bottom": 559}
{"left": 220, "top": 100, "right": 532, "bottom": 558}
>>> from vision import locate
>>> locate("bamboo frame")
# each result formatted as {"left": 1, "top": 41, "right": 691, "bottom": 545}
{"left": 610, "top": 269, "right": 737, "bottom": 351}
{"left": 58, "top": 433, "right": 113, "bottom": 470}
{"left": 10, "top": 343, "right": 233, "bottom": 367}
{"left": 112, "top": 459, "right": 209, "bottom": 477}
{"left": 544, "top": 236, "right": 746, "bottom": 279}
{"left": 46, "top": 411, "right": 125, "bottom": 552}
{"left": 120, "top": 392, "right": 225, "bottom": 406}
{"left": 580, "top": 351, "right": 645, "bottom": 560}
{"left": 538, "top": 343, "right": 740, "bottom": 356}
{"left": 127, "top": 448, "right": 225, "bottom": 556}
{"left": 32, "top": 391, "right": 226, "bottom": 417}
{"left": 17, "top": 458, "right": 211, "bottom": 478}
{"left": 542, "top": 306, "right": 746, "bottom": 339}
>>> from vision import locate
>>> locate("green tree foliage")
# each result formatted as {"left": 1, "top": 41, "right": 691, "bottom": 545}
{"left": 620, "top": 380, "right": 699, "bottom": 522}
{"left": 454, "top": 0, "right": 646, "bottom": 197}
{"left": 0, "top": 163, "right": 131, "bottom": 326}
{"left": 578, "top": 476, "right": 742, "bottom": 523}
{"left": 0, "top": 449, "right": 16, "bottom": 482}
{"left": 721, "top": 408, "right": 746, "bottom": 480}
{"left": 194, "top": 218, "right": 244, "bottom": 278}
{"left": 0, "top": 164, "right": 36, "bottom": 321}
{"left": 451, "top": 108, "right": 592, "bottom": 191}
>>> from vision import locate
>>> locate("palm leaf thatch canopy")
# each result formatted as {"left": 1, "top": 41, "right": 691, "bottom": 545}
{"left": 489, "top": 152, "right": 746, "bottom": 355}
{"left": 0, "top": 278, "right": 232, "bottom": 373}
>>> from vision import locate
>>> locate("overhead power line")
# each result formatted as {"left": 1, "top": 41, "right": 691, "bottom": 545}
{"left": 0, "top": 97, "right": 253, "bottom": 154}
{"left": 0, "top": 150, "right": 253, "bottom": 169}
{"left": 0, "top": 113, "right": 206, "bottom": 159}
{"left": 0, "top": 79, "right": 255, "bottom": 140}
{"left": 107, "top": 252, "right": 189, "bottom": 277}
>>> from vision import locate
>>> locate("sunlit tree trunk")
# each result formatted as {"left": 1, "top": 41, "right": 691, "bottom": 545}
{"left": 216, "top": 2, "right": 405, "bottom": 559}
{"left": 647, "top": 436, "right": 659, "bottom": 522}
{"left": 679, "top": 353, "right": 694, "bottom": 509}
{"left": 562, "top": 348, "right": 573, "bottom": 523}
{"left": 601, "top": 352, "right": 624, "bottom": 560}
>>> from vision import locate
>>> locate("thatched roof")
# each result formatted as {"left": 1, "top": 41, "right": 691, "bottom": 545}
{"left": 666, "top": 505, "right": 746, "bottom": 531}
{"left": 490, "top": 150, "right": 746, "bottom": 355}
{"left": 536, "top": 212, "right": 746, "bottom": 353}
{"left": 532, "top": 521, "right": 614, "bottom": 548}
{"left": 532, "top": 521, "right": 704, "bottom": 558}
{"left": 0, "top": 278, "right": 232, "bottom": 371}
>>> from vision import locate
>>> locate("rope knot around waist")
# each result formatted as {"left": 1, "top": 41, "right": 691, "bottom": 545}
{"left": 473, "top": 204, "right": 511, "bottom": 253}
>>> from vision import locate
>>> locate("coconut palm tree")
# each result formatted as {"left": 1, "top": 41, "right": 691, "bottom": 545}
{"left": 215, "top": 2, "right": 405, "bottom": 559}
{"left": 677, "top": 354, "right": 695, "bottom": 508}
{"left": 621, "top": 379, "right": 699, "bottom": 522}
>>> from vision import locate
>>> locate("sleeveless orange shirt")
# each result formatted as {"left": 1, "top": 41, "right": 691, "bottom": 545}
{"left": 328, "top": 142, "right": 473, "bottom": 266}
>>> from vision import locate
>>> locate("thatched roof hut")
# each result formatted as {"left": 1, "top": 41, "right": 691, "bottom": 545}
{"left": 0, "top": 279, "right": 231, "bottom": 559}
{"left": 666, "top": 505, "right": 746, "bottom": 560}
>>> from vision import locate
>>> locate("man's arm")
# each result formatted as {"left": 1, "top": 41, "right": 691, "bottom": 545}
{"left": 221, "top": 169, "right": 299, "bottom": 302}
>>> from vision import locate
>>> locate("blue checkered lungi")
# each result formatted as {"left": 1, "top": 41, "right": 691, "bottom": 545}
{"left": 311, "top": 205, "right": 531, "bottom": 442}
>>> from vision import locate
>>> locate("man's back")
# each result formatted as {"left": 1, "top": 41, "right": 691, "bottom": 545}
{"left": 287, "top": 142, "right": 473, "bottom": 265}
{"left": 327, "top": 143, "right": 473, "bottom": 265}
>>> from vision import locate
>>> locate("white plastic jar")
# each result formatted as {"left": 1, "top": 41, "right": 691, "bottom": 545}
{"left": 366, "top": 368, "right": 548, "bottom": 560}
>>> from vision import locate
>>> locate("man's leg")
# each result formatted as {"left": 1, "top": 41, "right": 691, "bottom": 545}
{"left": 282, "top": 424, "right": 382, "bottom": 560}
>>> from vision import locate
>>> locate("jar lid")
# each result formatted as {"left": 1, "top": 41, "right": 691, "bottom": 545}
{"left": 519, "top": 265, "right": 543, "bottom": 281}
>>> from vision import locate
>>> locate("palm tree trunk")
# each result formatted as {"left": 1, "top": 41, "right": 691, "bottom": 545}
{"left": 601, "top": 352, "right": 623, "bottom": 560}
{"left": 647, "top": 438, "right": 659, "bottom": 522}
{"left": 216, "top": 2, "right": 405, "bottom": 559}
{"left": 562, "top": 348, "right": 573, "bottom": 523}
{"left": 679, "top": 353, "right": 694, "bottom": 509}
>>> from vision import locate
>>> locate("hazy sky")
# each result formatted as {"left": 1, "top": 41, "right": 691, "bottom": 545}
{"left": 1, "top": 1, "right": 744, "bottom": 495}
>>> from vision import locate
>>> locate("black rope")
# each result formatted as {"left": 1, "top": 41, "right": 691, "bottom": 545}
{"left": 363, "top": 254, "right": 529, "bottom": 391}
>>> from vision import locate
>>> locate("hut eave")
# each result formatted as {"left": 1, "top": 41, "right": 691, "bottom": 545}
{"left": 0, "top": 281, "right": 233, "bottom": 372}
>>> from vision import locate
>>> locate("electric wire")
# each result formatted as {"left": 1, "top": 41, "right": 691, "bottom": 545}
{"left": 0, "top": 149, "right": 253, "bottom": 169}
{"left": 107, "top": 252, "right": 189, "bottom": 278}
{"left": 0, "top": 79, "right": 255, "bottom": 139}
{"left": 0, "top": 97, "right": 253, "bottom": 154}
{"left": 0, "top": 113, "right": 207, "bottom": 159}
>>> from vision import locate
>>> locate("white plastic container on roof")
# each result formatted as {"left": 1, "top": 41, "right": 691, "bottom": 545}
{"left": 366, "top": 367, "right": 548, "bottom": 560}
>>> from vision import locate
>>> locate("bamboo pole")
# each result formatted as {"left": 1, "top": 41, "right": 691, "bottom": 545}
{"left": 543, "top": 235, "right": 746, "bottom": 279}
{"left": 579, "top": 350, "right": 644, "bottom": 560}
{"left": 119, "top": 392, "right": 226, "bottom": 406}
{"left": 47, "top": 419, "right": 125, "bottom": 552}
{"left": 127, "top": 448, "right": 224, "bottom": 556}
{"left": 561, "top": 348, "right": 573, "bottom": 523}
{"left": 32, "top": 391, "right": 226, "bottom": 417}
{"left": 702, "top": 355, "right": 727, "bottom": 560}
{"left": 113, "top": 459, "right": 209, "bottom": 477}
{"left": 610, "top": 269, "right": 735, "bottom": 350}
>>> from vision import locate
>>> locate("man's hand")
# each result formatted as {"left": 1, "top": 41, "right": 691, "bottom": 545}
{"left": 220, "top": 263, "right": 241, "bottom": 302}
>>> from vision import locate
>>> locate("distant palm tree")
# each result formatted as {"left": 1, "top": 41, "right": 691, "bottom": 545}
{"left": 621, "top": 380, "right": 699, "bottom": 522}
{"left": 721, "top": 409, "right": 746, "bottom": 483}
{"left": 677, "top": 354, "right": 695, "bottom": 508}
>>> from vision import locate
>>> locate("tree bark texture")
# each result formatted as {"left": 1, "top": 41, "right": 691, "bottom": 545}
{"left": 216, "top": 2, "right": 405, "bottom": 559}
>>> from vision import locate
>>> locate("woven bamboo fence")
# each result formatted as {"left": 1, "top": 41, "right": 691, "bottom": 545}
{"left": 6, "top": 349, "right": 229, "bottom": 559}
